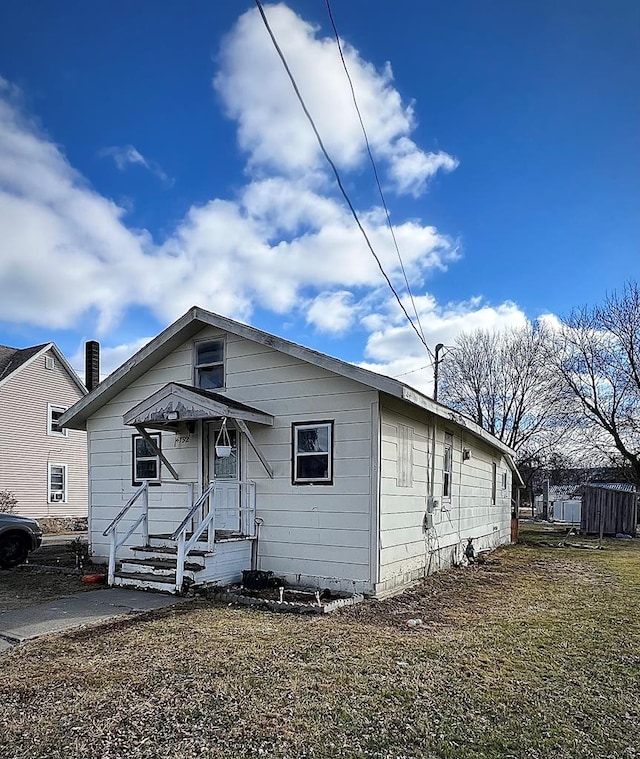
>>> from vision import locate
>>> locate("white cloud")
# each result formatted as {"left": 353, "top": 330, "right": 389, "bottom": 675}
{"left": 0, "top": 4, "right": 473, "bottom": 374}
{"left": 0, "top": 89, "right": 151, "bottom": 333}
{"left": 359, "top": 296, "right": 530, "bottom": 395}
{"left": 306, "top": 291, "right": 356, "bottom": 334}
{"left": 214, "top": 3, "right": 457, "bottom": 194}
{"left": 100, "top": 144, "right": 173, "bottom": 186}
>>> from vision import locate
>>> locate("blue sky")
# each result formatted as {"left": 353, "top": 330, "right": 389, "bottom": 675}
{"left": 0, "top": 1, "right": 638, "bottom": 392}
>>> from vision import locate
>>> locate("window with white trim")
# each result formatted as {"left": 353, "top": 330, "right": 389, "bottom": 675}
{"left": 443, "top": 432, "right": 453, "bottom": 498}
{"left": 491, "top": 462, "right": 497, "bottom": 505}
{"left": 48, "top": 463, "right": 67, "bottom": 503}
{"left": 48, "top": 404, "right": 68, "bottom": 436}
{"left": 194, "top": 339, "right": 225, "bottom": 390}
{"left": 132, "top": 433, "right": 161, "bottom": 485}
{"left": 292, "top": 421, "right": 333, "bottom": 485}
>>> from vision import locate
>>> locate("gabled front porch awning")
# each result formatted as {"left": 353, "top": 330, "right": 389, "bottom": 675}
{"left": 123, "top": 383, "right": 274, "bottom": 429}
{"left": 123, "top": 383, "right": 274, "bottom": 479}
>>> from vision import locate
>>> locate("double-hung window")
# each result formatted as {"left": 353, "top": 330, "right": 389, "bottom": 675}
{"left": 48, "top": 463, "right": 67, "bottom": 503}
{"left": 292, "top": 421, "right": 333, "bottom": 485}
{"left": 195, "top": 340, "right": 224, "bottom": 390}
{"left": 48, "top": 404, "right": 68, "bottom": 436}
{"left": 443, "top": 432, "right": 453, "bottom": 498}
{"left": 132, "top": 434, "right": 161, "bottom": 485}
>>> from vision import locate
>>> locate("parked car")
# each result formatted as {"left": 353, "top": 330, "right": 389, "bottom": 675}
{"left": 0, "top": 513, "right": 43, "bottom": 568}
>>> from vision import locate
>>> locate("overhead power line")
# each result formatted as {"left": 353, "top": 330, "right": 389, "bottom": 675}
{"left": 253, "top": 0, "right": 432, "bottom": 357}
{"left": 324, "top": 0, "right": 429, "bottom": 356}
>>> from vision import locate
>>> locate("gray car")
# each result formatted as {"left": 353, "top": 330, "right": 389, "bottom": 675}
{"left": 0, "top": 514, "right": 43, "bottom": 568}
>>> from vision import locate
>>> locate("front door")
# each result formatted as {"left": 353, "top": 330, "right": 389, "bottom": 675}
{"left": 208, "top": 422, "right": 241, "bottom": 532}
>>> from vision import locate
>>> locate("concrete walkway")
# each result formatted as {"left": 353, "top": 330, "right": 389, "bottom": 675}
{"left": 0, "top": 588, "right": 192, "bottom": 651}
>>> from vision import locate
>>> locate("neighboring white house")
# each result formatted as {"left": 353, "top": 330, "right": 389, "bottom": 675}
{"left": 60, "top": 307, "right": 522, "bottom": 598}
{"left": 0, "top": 343, "right": 88, "bottom": 520}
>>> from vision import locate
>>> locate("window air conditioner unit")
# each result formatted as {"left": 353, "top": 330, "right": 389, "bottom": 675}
{"left": 50, "top": 492, "right": 64, "bottom": 502}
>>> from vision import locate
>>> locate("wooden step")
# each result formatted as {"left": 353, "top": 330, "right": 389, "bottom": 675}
{"left": 122, "top": 556, "right": 204, "bottom": 573}
{"left": 113, "top": 571, "right": 179, "bottom": 593}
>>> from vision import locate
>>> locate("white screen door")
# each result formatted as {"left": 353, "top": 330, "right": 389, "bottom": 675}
{"left": 208, "top": 423, "right": 241, "bottom": 532}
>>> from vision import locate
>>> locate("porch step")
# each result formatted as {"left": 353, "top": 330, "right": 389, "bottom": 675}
{"left": 113, "top": 570, "right": 180, "bottom": 593}
{"left": 150, "top": 530, "right": 248, "bottom": 543}
{"left": 122, "top": 557, "right": 204, "bottom": 573}
{"left": 131, "top": 545, "right": 208, "bottom": 561}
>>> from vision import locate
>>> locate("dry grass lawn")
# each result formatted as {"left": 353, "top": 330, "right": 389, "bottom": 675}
{"left": 1, "top": 525, "right": 639, "bottom": 759}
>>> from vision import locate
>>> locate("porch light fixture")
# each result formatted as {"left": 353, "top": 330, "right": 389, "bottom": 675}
{"left": 166, "top": 411, "right": 179, "bottom": 421}
{"left": 463, "top": 448, "right": 471, "bottom": 461}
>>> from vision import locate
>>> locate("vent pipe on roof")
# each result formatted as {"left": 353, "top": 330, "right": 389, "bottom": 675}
{"left": 85, "top": 340, "right": 100, "bottom": 392}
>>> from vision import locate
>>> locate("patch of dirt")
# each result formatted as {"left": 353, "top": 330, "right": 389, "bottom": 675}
{"left": 339, "top": 555, "right": 511, "bottom": 631}
{"left": 0, "top": 567, "right": 99, "bottom": 612}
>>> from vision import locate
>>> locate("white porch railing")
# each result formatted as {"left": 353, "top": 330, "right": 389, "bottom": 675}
{"left": 172, "top": 479, "right": 256, "bottom": 593}
{"left": 104, "top": 480, "right": 150, "bottom": 586}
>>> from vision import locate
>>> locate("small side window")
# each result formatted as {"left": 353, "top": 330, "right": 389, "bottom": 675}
{"left": 443, "top": 433, "right": 453, "bottom": 498}
{"left": 48, "top": 463, "right": 67, "bottom": 503}
{"left": 195, "top": 340, "right": 225, "bottom": 390}
{"left": 48, "top": 404, "right": 68, "bottom": 437}
{"left": 491, "top": 462, "right": 497, "bottom": 505}
{"left": 132, "top": 434, "right": 161, "bottom": 485}
{"left": 292, "top": 421, "right": 333, "bottom": 485}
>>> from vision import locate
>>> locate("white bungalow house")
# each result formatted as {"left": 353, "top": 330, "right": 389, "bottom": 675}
{"left": 0, "top": 342, "right": 88, "bottom": 520}
{"left": 60, "top": 307, "right": 522, "bottom": 597}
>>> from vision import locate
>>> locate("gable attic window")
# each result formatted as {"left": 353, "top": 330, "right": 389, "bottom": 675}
{"left": 292, "top": 421, "right": 333, "bottom": 485}
{"left": 132, "top": 433, "right": 162, "bottom": 486}
{"left": 48, "top": 404, "right": 68, "bottom": 437}
{"left": 195, "top": 339, "right": 225, "bottom": 390}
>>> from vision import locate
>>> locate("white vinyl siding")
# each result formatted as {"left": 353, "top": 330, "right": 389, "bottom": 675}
{"left": 0, "top": 348, "right": 87, "bottom": 518}
{"left": 377, "top": 398, "right": 512, "bottom": 596}
{"left": 86, "top": 329, "right": 376, "bottom": 592}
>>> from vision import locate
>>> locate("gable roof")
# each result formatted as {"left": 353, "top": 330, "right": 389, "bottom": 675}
{"left": 59, "top": 306, "right": 520, "bottom": 472}
{"left": 123, "top": 383, "right": 274, "bottom": 428}
{"left": 0, "top": 342, "right": 87, "bottom": 394}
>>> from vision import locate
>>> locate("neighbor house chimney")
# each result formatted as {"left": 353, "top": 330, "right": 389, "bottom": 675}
{"left": 85, "top": 340, "right": 100, "bottom": 392}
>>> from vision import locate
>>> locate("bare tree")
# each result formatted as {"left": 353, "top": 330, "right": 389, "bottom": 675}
{"left": 438, "top": 323, "right": 574, "bottom": 455}
{"left": 554, "top": 282, "right": 640, "bottom": 485}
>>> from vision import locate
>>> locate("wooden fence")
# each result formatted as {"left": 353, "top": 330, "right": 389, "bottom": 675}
{"left": 581, "top": 485, "right": 638, "bottom": 537}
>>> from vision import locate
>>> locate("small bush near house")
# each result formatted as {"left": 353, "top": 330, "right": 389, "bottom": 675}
{"left": 0, "top": 490, "right": 18, "bottom": 513}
